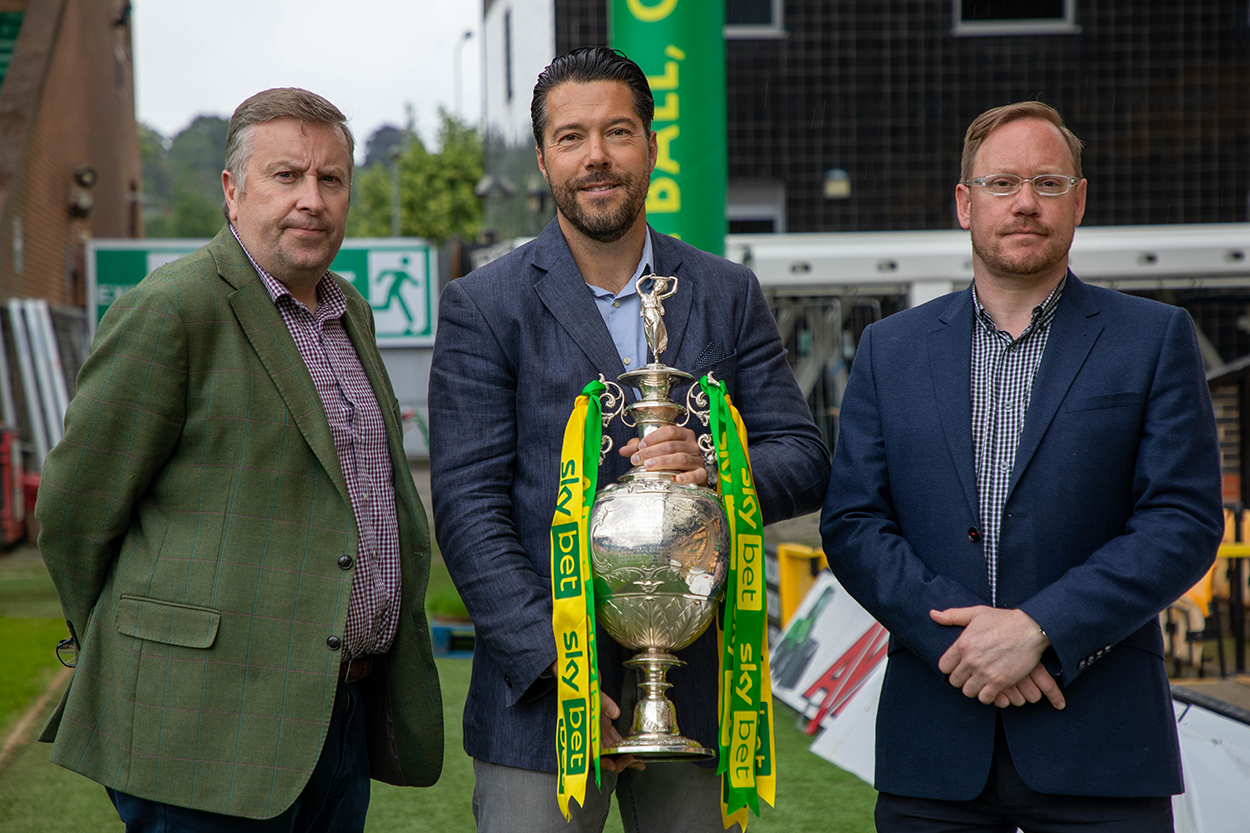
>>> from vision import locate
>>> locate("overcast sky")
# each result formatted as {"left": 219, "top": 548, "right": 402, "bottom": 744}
{"left": 132, "top": 0, "right": 483, "bottom": 161}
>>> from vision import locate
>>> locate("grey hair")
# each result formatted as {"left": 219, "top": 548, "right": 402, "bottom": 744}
{"left": 222, "top": 87, "right": 354, "bottom": 209}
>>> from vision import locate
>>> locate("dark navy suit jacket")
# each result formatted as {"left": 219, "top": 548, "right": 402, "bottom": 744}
{"left": 821, "top": 273, "right": 1223, "bottom": 799}
{"left": 429, "top": 219, "right": 830, "bottom": 771}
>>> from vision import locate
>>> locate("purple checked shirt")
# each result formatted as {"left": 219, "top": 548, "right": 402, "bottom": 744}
{"left": 232, "top": 226, "right": 401, "bottom": 661}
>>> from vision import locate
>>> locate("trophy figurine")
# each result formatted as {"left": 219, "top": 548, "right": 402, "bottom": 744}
{"left": 588, "top": 275, "right": 730, "bottom": 760}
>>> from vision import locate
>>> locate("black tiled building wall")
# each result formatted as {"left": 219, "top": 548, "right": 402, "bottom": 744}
{"left": 551, "top": 0, "right": 1250, "bottom": 232}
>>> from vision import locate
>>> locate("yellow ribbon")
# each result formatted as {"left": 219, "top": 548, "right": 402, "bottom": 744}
{"left": 551, "top": 384, "right": 604, "bottom": 819}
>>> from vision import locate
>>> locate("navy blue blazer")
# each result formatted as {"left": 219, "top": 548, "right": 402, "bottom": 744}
{"left": 821, "top": 273, "right": 1223, "bottom": 800}
{"left": 429, "top": 219, "right": 830, "bottom": 772}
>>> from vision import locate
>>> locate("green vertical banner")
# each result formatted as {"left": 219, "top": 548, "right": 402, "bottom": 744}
{"left": 611, "top": 0, "right": 726, "bottom": 256}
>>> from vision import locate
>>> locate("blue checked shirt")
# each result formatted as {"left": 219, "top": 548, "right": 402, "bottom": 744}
{"left": 971, "top": 275, "right": 1065, "bottom": 606}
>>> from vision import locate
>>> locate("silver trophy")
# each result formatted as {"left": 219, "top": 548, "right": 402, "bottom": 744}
{"left": 589, "top": 275, "right": 730, "bottom": 760}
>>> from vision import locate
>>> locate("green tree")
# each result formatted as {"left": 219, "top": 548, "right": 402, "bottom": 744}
{"left": 349, "top": 110, "right": 483, "bottom": 244}
{"left": 166, "top": 116, "right": 229, "bottom": 199}
{"left": 138, "top": 123, "right": 173, "bottom": 208}
{"left": 140, "top": 116, "right": 229, "bottom": 238}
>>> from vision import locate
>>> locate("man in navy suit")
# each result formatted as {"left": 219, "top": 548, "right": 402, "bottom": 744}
{"left": 429, "top": 47, "right": 830, "bottom": 832}
{"left": 821, "top": 101, "right": 1223, "bottom": 832}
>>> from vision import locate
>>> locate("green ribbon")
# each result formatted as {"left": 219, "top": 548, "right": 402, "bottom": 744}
{"left": 700, "top": 374, "right": 773, "bottom": 824}
{"left": 580, "top": 379, "right": 604, "bottom": 789}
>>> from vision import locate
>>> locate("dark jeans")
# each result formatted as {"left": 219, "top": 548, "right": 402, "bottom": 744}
{"left": 875, "top": 716, "right": 1173, "bottom": 833}
{"left": 108, "top": 680, "right": 370, "bottom": 833}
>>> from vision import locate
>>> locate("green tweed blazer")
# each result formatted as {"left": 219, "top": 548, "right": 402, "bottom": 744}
{"left": 36, "top": 226, "right": 443, "bottom": 818}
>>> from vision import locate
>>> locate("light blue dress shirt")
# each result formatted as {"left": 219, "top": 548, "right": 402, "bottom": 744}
{"left": 586, "top": 229, "right": 655, "bottom": 373}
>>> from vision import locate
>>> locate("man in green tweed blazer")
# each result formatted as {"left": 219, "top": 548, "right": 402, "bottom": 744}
{"left": 35, "top": 88, "right": 442, "bottom": 829}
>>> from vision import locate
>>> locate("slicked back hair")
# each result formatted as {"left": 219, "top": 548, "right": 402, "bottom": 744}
{"left": 223, "top": 87, "right": 354, "bottom": 200}
{"left": 961, "top": 101, "right": 1084, "bottom": 182}
{"left": 531, "top": 47, "right": 654, "bottom": 152}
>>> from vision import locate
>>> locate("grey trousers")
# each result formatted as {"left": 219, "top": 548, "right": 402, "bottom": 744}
{"left": 471, "top": 757, "right": 744, "bottom": 833}
{"left": 474, "top": 667, "right": 749, "bottom": 833}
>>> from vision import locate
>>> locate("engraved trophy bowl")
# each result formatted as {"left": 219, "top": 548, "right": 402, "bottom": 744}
{"left": 587, "top": 275, "right": 730, "bottom": 761}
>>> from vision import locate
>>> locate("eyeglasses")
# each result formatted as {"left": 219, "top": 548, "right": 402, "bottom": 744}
{"left": 56, "top": 636, "right": 78, "bottom": 669}
{"left": 964, "top": 173, "right": 1080, "bottom": 197}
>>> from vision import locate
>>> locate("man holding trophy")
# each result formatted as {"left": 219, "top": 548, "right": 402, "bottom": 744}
{"left": 429, "top": 47, "right": 830, "bottom": 832}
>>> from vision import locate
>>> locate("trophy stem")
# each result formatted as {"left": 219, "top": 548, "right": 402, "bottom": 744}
{"left": 601, "top": 649, "right": 714, "bottom": 761}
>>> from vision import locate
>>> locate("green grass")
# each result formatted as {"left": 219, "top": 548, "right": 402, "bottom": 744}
{"left": 426, "top": 554, "right": 471, "bottom": 621}
{"left": 0, "top": 546, "right": 63, "bottom": 620}
{"left": 0, "top": 541, "right": 875, "bottom": 832}
{"left": 368, "top": 660, "right": 876, "bottom": 833}
{"left": 0, "top": 617, "right": 70, "bottom": 739}
{"left": 366, "top": 657, "right": 475, "bottom": 832}
{"left": 0, "top": 653, "right": 873, "bottom": 832}
{"left": 0, "top": 548, "right": 70, "bottom": 740}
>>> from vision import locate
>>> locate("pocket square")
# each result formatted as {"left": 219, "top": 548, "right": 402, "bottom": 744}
{"left": 695, "top": 339, "right": 728, "bottom": 371}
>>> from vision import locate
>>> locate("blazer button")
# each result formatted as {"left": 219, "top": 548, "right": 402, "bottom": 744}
{"left": 967, "top": 527, "right": 981, "bottom": 543}
{"left": 327, "top": 635, "right": 341, "bottom": 651}
{"left": 338, "top": 554, "right": 354, "bottom": 570}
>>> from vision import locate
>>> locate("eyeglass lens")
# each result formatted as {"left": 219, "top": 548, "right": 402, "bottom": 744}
{"left": 979, "top": 174, "right": 1072, "bottom": 196}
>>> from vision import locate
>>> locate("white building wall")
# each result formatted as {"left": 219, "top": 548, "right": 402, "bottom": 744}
{"left": 483, "top": 0, "right": 555, "bottom": 146}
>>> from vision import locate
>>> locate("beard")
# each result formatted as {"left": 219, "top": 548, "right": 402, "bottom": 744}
{"left": 971, "top": 221, "right": 1074, "bottom": 278}
{"left": 548, "top": 169, "right": 648, "bottom": 244}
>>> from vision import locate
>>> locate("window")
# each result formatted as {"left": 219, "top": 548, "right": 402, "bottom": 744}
{"left": 728, "top": 219, "right": 776, "bottom": 234}
{"left": 726, "top": 0, "right": 772, "bottom": 25}
{"left": 503, "top": 9, "right": 513, "bottom": 103}
{"left": 954, "top": 0, "right": 1079, "bottom": 35}
{"left": 727, "top": 180, "right": 786, "bottom": 234}
{"left": 725, "top": 0, "right": 784, "bottom": 39}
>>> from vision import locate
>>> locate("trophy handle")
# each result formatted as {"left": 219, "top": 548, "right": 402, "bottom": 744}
{"left": 685, "top": 378, "right": 711, "bottom": 429}
{"left": 597, "top": 376, "right": 627, "bottom": 462}
{"left": 601, "top": 375, "right": 638, "bottom": 430}
{"left": 698, "top": 432, "right": 716, "bottom": 457}
{"left": 599, "top": 376, "right": 627, "bottom": 423}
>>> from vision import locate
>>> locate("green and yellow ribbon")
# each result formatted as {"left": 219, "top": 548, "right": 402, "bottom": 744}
{"left": 701, "top": 374, "right": 775, "bottom": 831}
{"left": 551, "top": 379, "right": 606, "bottom": 820}
{"left": 551, "top": 376, "right": 775, "bottom": 828}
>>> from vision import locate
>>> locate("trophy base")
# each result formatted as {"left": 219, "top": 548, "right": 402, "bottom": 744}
{"left": 601, "top": 736, "right": 714, "bottom": 761}
{"left": 602, "top": 650, "right": 716, "bottom": 762}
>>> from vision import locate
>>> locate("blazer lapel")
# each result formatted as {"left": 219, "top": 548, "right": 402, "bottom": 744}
{"left": 210, "top": 229, "right": 352, "bottom": 505}
{"left": 339, "top": 296, "right": 405, "bottom": 463}
{"left": 929, "top": 290, "right": 980, "bottom": 520}
{"left": 531, "top": 221, "right": 630, "bottom": 381}
{"left": 1008, "top": 273, "right": 1102, "bottom": 495}
{"left": 340, "top": 294, "right": 424, "bottom": 553}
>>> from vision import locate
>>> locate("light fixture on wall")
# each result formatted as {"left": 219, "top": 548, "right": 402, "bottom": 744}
{"left": 473, "top": 174, "right": 517, "bottom": 198}
{"left": 69, "top": 166, "right": 98, "bottom": 219}
{"left": 823, "top": 168, "right": 851, "bottom": 200}
{"left": 526, "top": 179, "right": 552, "bottom": 214}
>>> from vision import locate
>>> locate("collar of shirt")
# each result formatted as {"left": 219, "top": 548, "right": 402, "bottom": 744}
{"left": 229, "top": 224, "right": 348, "bottom": 323}
{"left": 971, "top": 272, "right": 1067, "bottom": 341}
{"left": 587, "top": 228, "right": 654, "bottom": 371}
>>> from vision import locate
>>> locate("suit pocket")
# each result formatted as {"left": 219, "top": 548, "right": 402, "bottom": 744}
{"left": 1065, "top": 391, "right": 1142, "bottom": 412}
{"left": 693, "top": 351, "right": 739, "bottom": 398}
{"left": 114, "top": 595, "right": 221, "bottom": 649}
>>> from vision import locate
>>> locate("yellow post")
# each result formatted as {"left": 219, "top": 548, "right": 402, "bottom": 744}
{"left": 776, "top": 543, "right": 829, "bottom": 627}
